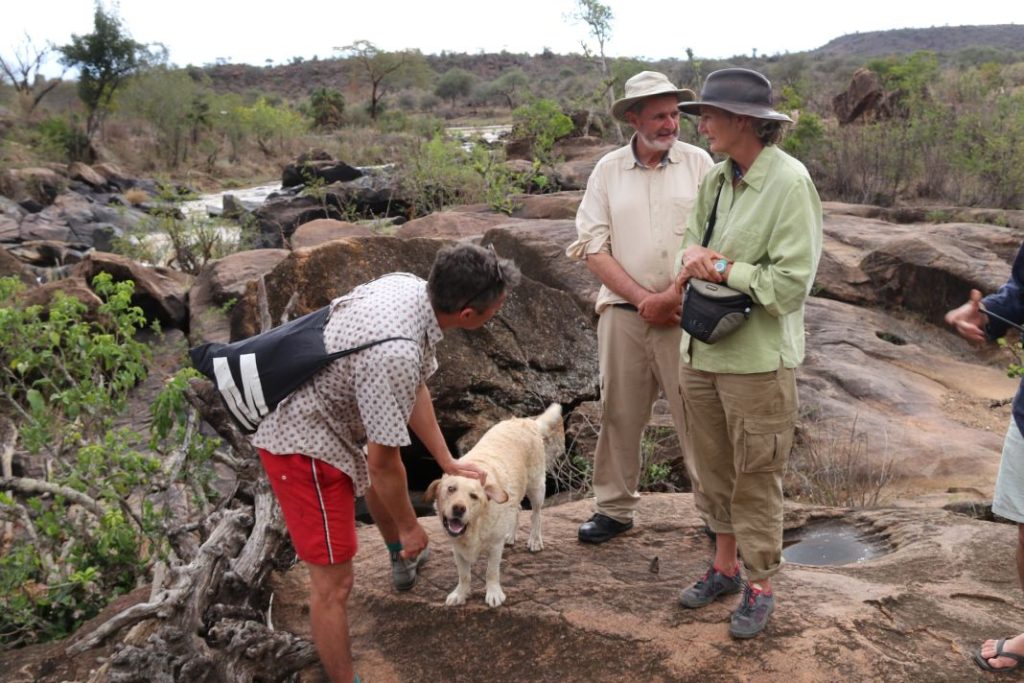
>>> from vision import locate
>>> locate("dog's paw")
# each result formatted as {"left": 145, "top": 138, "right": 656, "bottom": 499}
{"left": 445, "top": 589, "right": 468, "bottom": 607}
{"left": 528, "top": 535, "right": 543, "bottom": 552}
{"left": 484, "top": 585, "right": 506, "bottom": 608}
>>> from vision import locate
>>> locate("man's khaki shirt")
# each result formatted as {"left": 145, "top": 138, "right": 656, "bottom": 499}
{"left": 566, "top": 137, "right": 714, "bottom": 313}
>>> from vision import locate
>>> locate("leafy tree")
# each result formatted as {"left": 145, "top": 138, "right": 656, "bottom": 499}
{"left": 435, "top": 67, "right": 475, "bottom": 105}
{"left": 488, "top": 67, "right": 530, "bottom": 109}
{"left": 58, "top": 3, "right": 151, "bottom": 141}
{"left": 336, "top": 39, "right": 430, "bottom": 120}
{"left": 307, "top": 86, "right": 345, "bottom": 128}
{"left": 0, "top": 33, "right": 64, "bottom": 115}
{"left": 568, "top": 0, "right": 622, "bottom": 142}
{"left": 117, "top": 67, "right": 209, "bottom": 167}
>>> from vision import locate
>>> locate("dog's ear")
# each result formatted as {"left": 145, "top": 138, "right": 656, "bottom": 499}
{"left": 484, "top": 482, "right": 509, "bottom": 504}
{"left": 423, "top": 478, "right": 442, "bottom": 503}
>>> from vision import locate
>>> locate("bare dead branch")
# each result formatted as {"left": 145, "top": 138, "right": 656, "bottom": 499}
{"left": 0, "top": 476, "right": 106, "bottom": 517}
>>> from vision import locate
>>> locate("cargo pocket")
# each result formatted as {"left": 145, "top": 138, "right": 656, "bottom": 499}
{"left": 740, "top": 417, "right": 794, "bottom": 473}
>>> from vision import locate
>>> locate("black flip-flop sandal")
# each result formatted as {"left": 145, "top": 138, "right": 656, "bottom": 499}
{"left": 974, "top": 638, "right": 1024, "bottom": 673}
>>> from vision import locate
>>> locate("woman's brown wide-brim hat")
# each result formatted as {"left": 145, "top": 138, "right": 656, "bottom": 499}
{"left": 678, "top": 68, "right": 792, "bottom": 122}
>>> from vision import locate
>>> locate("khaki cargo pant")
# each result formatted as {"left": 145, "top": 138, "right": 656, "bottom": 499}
{"left": 591, "top": 306, "right": 707, "bottom": 522}
{"left": 678, "top": 363, "right": 797, "bottom": 581}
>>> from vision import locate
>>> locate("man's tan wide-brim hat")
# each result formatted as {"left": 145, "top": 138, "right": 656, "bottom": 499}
{"left": 611, "top": 71, "right": 696, "bottom": 122}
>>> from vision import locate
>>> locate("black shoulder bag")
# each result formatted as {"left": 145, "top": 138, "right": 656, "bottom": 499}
{"left": 680, "top": 180, "right": 754, "bottom": 344}
{"left": 189, "top": 305, "right": 414, "bottom": 433}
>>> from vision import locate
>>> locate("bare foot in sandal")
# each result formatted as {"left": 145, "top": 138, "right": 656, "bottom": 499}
{"left": 975, "top": 633, "right": 1024, "bottom": 672}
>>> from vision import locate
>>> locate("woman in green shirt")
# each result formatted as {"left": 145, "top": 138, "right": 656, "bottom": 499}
{"left": 673, "top": 68, "right": 823, "bottom": 639}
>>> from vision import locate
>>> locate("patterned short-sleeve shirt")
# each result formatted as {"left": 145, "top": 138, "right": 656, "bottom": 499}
{"left": 253, "top": 273, "right": 442, "bottom": 495}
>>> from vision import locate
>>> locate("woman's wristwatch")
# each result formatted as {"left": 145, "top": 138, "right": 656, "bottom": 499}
{"left": 713, "top": 258, "right": 729, "bottom": 274}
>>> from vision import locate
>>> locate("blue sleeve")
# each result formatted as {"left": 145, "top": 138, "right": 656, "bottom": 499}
{"left": 982, "top": 242, "right": 1024, "bottom": 340}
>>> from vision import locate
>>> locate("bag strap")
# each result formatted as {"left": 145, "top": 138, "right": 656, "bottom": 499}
{"left": 700, "top": 178, "right": 727, "bottom": 248}
{"left": 324, "top": 336, "right": 416, "bottom": 362}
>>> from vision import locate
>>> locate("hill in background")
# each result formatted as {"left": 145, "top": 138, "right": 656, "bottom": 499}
{"left": 811, "top": 23, "right": 1024, "bottom": 59}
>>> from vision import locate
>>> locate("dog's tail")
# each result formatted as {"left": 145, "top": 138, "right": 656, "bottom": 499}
{"left": 535, "top": 403, "right": 565, "bottom": 470}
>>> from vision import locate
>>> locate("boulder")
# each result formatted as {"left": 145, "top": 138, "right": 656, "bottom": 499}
{"left": 483, "top": 222, "right": 596, "bottom": 319}
{"left": 4, "top": 167, "right": 66, "bottom": 206}
{"left": 17, "top": 209, "right": 73, "bottom": 242}
{"left": 508, "top": 191, "right": 583, "bottom": 220}
{"left": 833, "top": 67, "right": 904, "bottom": 124}
{"left": 251, "top": 193, "right": 332, "bottom": 248}
{"left": 188, "top": 248, "right": 291, "bottom": 344}
{"left": 72, "top": 252, "right": 193, "bottom": 330}
{"left": 227, "top": 235, "right": 598, "bottom": 436}
{"left": 398, "top": 211, "right": 530, "bottom": 239}
{"left": 281, "top": 159, "right": 363, "bottom": 188}
{"left": 553, "top": 135, "right": 617, "bottom": 162}
{"left": 0, "top": 247, "right": 37, "bottom": 286}
{"left": 290, "top": 218, "right": 375, "bottom": 250}
{"left": 553, "top": 157, "right": 602, "bottom": 191}
{"left": 67, "top": 162, "right": 109, "bottom": 190}
{"left": 21, "top": 275, "right": 104, "bottom": 315}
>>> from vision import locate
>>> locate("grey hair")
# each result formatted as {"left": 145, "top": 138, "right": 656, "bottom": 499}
{"left": 751, "top": 118, "right": 787, "bottom": 145}
{"left": 428, "top": 243, "right": 521, "bottom": 314}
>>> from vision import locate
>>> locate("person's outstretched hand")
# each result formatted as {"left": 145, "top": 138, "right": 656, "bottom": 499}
{"left": 945, "top": 288, "right": 987, "bottom": 345}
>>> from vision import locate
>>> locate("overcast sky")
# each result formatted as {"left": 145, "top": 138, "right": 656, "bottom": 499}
{"left": 4, "top": 1, "right": 1023, "bottom": 78}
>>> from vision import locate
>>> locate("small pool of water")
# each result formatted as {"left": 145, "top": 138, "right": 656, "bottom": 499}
{"left": 782, "top": 519, "right": 887, "bottom": 566}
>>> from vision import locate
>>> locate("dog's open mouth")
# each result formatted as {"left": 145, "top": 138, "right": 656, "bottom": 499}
{"left": 443, "top": 515, "right": 468, "bottom": 538}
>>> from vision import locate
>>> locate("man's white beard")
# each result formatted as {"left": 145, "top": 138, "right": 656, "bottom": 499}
{"left": 638, "top": 131, "right": 676, "bottom": 152}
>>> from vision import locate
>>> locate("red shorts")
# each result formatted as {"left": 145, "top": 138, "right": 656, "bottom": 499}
{"left": 258, "top": 448, "right": 358, "bottom": 565}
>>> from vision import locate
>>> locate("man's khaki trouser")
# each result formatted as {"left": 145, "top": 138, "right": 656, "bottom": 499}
{"left": 592, "top": 306, "right": 707, "bottom": 522}
{"left": 678, "top": 363, "right": 797, "bottom": 581}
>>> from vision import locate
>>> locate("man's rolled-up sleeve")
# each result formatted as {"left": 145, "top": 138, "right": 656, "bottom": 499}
{"left": 566, "top": 167, "right": 612, "bottom": 260}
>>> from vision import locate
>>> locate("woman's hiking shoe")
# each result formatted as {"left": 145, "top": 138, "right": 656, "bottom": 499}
{"left": 390, "top": 546, "right": 429, "bottom": 591}
{"left": 678, "top": 565, "right": 742, "bottom": 608}
{"left": 729, "top": 582, "right": 775, "bottom": 638}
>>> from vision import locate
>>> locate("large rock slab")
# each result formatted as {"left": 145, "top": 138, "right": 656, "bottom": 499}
{"left": 290, "top": 218, "right": 374, "bottom": 249}
{"left": 483, "top": 222, "right": 597, "bottom": 319}
{"left": 801, "top": 296, "right": 1016, "bottom": 495}
{"left": 264, "top": 494, "right": 1020, "bottom": 682}
{"left": 188, "top": 248, "right": 290, "bottom": 344}
{"left": 72, "top": 252, "right": 193, "bottom": 329}
{"left": 227, "top": 235, "right": 598, "bottom": 435}
{"left": 815, "top": 211, "right": 1021, "bottom": 319}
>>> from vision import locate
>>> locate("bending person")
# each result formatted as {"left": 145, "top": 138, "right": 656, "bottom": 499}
{"left": 253, "top": 243, "right": 520, "bottom": 682}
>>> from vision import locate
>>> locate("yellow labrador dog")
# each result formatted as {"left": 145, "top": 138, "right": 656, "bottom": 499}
{"left": 424, "top": 403, "right": 563, "bottom": 607}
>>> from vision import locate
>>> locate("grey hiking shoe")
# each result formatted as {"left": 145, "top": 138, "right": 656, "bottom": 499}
{"left": 678, "top": 564, "right": 743, "bottom": 608}
{"left": 729, "top": 582, "right": 775, "bottom": 639}
{"left": 390, "top": 546, "right": 430, "bottom": 592}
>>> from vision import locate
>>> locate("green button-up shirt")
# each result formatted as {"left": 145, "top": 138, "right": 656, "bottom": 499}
{"left": 679, "top": 145, "right": 823, "bottom": 373}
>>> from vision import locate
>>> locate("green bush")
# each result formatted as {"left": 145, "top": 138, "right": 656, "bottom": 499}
{"left": 511, "top": 98, "right": 573, "bottom": 167}
{"left": 34, "top": 117, "right": 90, "bottom": 163}
{"left": 0, "top": 275, "right": 222, "bottom": 647}
{"left": 398, "top": 133, "right": 483, "bottom": 215}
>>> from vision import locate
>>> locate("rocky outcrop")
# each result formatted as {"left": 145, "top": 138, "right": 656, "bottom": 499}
{"left": 188, "top": 248, "right": 290, "bottom": 344}
{"left": 398, "top": 211, "right": 531, "bottom": 239}
{"left": 266, "top": 495, "right": 1018, "bottom": 682}
{"left": 223, "top": 235, "right": 598, "bottom": 438}
{"left": 281, "top": 158, "right": 363, "bottom": 188}
{"left": 833, "top": 67, "right": 904, "bottom": 124}
{"left": 290, "top": 218, "right": 375, "bottom": 249}
{"left": 73, "top": 252, "right": 193, "bottom": 329}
